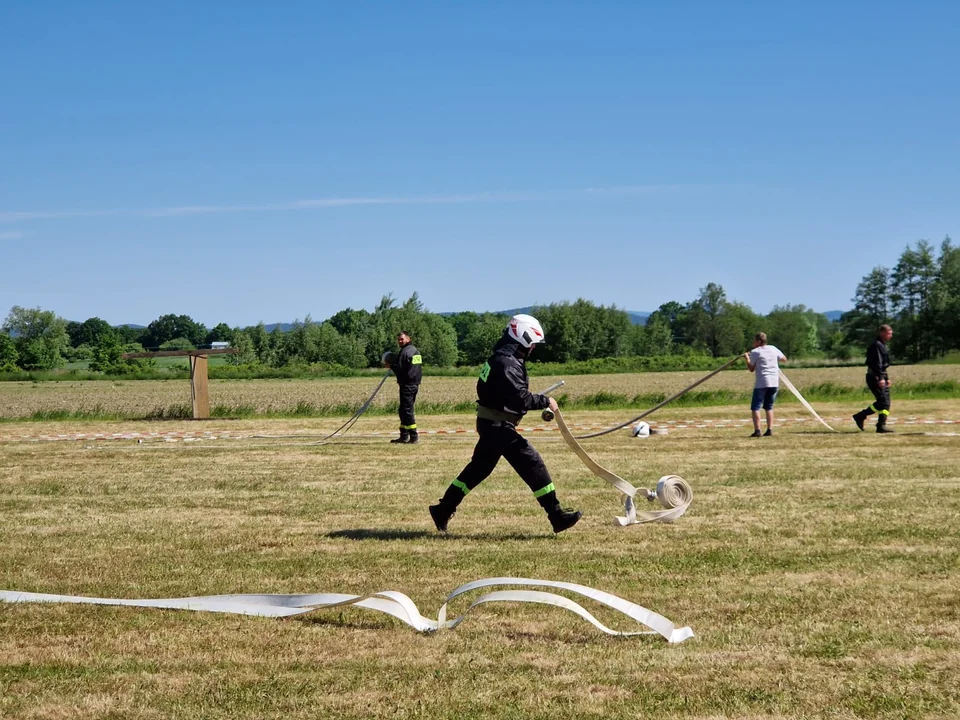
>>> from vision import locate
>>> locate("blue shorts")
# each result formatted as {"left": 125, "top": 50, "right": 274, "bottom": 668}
{"left": 751, "top": 387, "right": 778, "bottom": 411}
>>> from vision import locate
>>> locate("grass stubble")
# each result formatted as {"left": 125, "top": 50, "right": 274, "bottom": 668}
{"left": 0, "top": 400, "right": 958, "bottom": 718}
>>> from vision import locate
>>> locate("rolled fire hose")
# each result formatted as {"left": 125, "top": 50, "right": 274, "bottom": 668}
{"left": 575, "top": 355, "right": 744, "bottom": 439}
{"left": 552, "top": 408, "right": 693, "bottom": 525}
{"left": 536, "top": 381, "right": 692, "bottom": 525}
{"left": 0, "top": 578, "right": 694, "bottom": 643}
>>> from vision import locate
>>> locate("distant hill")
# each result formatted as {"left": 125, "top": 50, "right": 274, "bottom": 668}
{"left": 108, "top": 309, "right": 847, "bottom": 335}
{"left": 264, "top": 322, "right": 295, "bottom": 333}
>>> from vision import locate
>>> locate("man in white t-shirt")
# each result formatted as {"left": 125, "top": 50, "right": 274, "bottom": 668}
{"left": 744, "top": 332, "right": 787, "bottom": 437}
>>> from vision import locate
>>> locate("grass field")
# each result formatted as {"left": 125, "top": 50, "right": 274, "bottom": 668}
{"left": 1, "top": 402, "right": 959, "bottom": 719}
{"left": 3, "top": 365, "right": 960, "bottom": 421}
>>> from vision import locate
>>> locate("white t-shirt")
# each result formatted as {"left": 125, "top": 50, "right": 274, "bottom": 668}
{"left": 750, "top": 345, "right": 784, "bottom": 389}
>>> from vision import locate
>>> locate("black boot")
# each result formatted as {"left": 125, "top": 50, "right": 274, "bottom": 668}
{"left": 852, "top": 411, "right": 867, "bottom": 431}
{"left": 429, "top": 484, "right": 463, "bottom": 533}
{"left": 537, "top": 490, "right": 581, "bottom": 534}
{"left": 407, "top": 430, "right": 419, "bottom": 444}
{"left": 390, "top": 429, "right": 410, "bottom": 444}
{"left": 429, "top": 503, "right": 455, "bottom": 532}
{"left": 876, "top": 415, "right": 894, "bottom": 433}
{"left": 548, "top": 508, "right": 582, "bottom": 534}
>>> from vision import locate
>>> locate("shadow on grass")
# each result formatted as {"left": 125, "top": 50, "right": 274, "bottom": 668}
{"left": 326, "top": 528, "right": 546, "bottom": 541}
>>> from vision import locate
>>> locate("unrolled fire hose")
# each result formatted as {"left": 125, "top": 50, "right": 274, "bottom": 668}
{"left": 777, "top": 370, "right": 838, "bottom": 432}
{"left": 0, "top": 578, "right": 694, "bottom": 642}
{"left": 539, "top": 382, "right": 692, "bottom": 525}
{"left": 308, "top": 370, "right": 392, "bottom": 445}
{"left": 575, "top": 355, "right": 744, "bottom": 440}
{"left": 572, "top": 357, "right": 837, "bottom": 439}
{"left": 251, "top": 371, "right": 391, "bottom": 444}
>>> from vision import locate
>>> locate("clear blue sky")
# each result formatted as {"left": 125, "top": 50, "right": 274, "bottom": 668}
{"left": 2, "top": 1, "right": 957, "bottom": 327}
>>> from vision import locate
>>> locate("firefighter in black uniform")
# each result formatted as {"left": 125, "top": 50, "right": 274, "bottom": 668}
{"left": 385, "top": 331, "right": 422, "bottom": 444}
{"left": 428, "top": 314, "right": 581, "bottom": 534}
{"left": 853, "top": 324, "right": 894, "bottom": 433}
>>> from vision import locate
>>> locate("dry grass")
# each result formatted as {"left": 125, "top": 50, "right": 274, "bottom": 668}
{"left": 1, "top": 402, "right": 959, "bottom": 719}
{"left": 2, "top": 364, "right": 959, "bottom": 419}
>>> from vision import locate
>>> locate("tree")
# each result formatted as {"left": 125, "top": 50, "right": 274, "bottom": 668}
{"left": 632, "top": 313, "right": 674, "bottom": 356}
{"left": 67, "top": 317, "right": 115, "bottom": 348}
{"left": 246, "top": 322, "right": 274, "bottom": 365}
{"left": 64, "top": 343, "right": 95, "bottom": 363}
{"left": 525, "top": 300, "right": 633, "bottom": 363}
{"left": 159, "top": 337, "right": 196, "bottom": 351}
{"left": 853, "top": 267, "right": 891, "bottom": 324}
{"left": 648, "top": 301, "right": 687, "bottom": 345}
{"left": 682, "top": 284, "right": 747, "bottom": 357}
{"left": 725, "top": 301, "right": 762, "bottom": 355}
{"left": 932, "top": 238, "right": 960, "bottom": 354}
{"left": 225, "top": 329, "right": 256, "bottom": 365}
{"left": 90, "top": 338, "right": 154, "bottom": 374}
{"left": 205, "top": 323, "right": 234, "bottom": 345}
{"left": 89, "top": 337, "right": 125, "bottom": 373}
{"left": 840, "top": 266, "right": 892, "bottom": 352}
{"left": 0, "top": 333, "right": 18, "bottom": 371}
{"left": 890, "top": 241, "right": 939, "bottom": 361}
{"left": 114, "top": 325, "right": 147, "bottom": 344}
{"left": 461, "top": 314, "right": 509, "bottom": 365}
{"left": 2, "top": 306, "right": 71, "bottom": 370}
{"left": 328, "top": 308, "right": 372, "bottom": 338}
{"left": 335, "top": 293, "right": 460, "bottom": 368}
{"left": 409, "top": 312, "right": 459, "bottom": 367}
{"left": 765, "top": 305, "right": 821, "bottom": 358}
{"left": 143, "top": 314, "right": 208, "bottom": 349}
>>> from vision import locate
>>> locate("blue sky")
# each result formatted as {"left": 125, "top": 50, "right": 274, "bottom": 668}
{"left": 2, "top": 1, "right": 957, "bottom": 327}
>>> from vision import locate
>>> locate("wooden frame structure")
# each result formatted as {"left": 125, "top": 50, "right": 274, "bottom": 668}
{"left": 121, "top": 348, "right": 239, "bottom": 419}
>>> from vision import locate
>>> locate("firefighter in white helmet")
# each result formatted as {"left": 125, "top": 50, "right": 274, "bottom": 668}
{"left": 429, "top": 314, "right": 582, "bottom": 534}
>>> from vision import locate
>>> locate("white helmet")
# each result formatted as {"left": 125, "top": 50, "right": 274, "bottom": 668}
{"left": 507, "top": 314, "right": 545, "bottom": 348}
{"left": 632, "top": 421, "right": 651, "bottom": 438}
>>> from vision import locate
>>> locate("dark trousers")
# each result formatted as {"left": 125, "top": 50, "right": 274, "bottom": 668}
{"left": 398, "top": 384, "right": 419, "bottom": 431}
{"left": 865, "top": 374, "right": 891, "bottom": 414}
{"left": 441, "top": 419, "right": 558, "bottom": 511}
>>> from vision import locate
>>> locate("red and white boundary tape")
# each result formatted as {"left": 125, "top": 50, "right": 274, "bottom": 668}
{"left": 0, "top": 416, "right": 957, "bottom": 444}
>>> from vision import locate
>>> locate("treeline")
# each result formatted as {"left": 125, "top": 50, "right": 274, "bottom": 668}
{"left": 2, "top": 237, "right": 957, "bottom": 376}
{"left": 841, "top": 238, "right": 960, "bottom": 362}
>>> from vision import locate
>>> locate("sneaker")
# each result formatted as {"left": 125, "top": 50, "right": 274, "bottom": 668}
{"left": 749, "top": 430, "right": 762, "bottom": 438}
{"left": 852, "top": 413, "right": 866, "bottom": 431}
{"left": 429, "top": 504, "right": 455, "bottom": 533}
{"left": 763, "top": 429, "right": 772, "bottom": 437}
{"left": 549, "top": 509, "right": 582, "bottom": 534}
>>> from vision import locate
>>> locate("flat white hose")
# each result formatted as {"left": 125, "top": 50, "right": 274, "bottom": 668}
{"left": 778, "top": 370, "right": 838, "bottom": 432}
{"left": 0, "top": 578, "right": 694, "bottom": 643}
